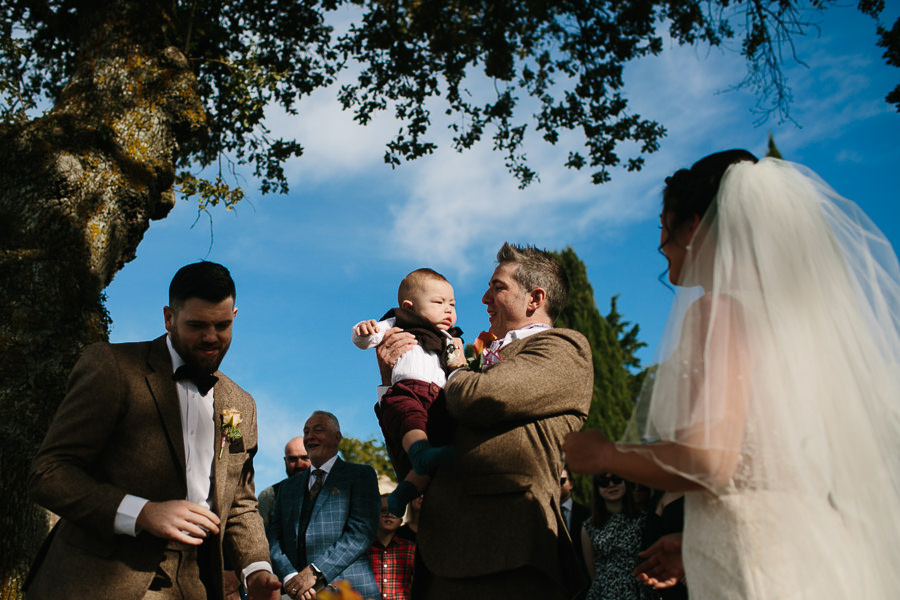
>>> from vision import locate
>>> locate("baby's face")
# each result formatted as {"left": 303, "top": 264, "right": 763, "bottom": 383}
{"left": 406, "top": 279, "right": 457, "bottom": 331}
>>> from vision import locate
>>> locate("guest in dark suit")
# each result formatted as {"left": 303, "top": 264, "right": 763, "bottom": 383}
{"left": 268, "top": 411, "right": 380, "bottom": 600}
{"left": 561, "top": 466, "right": 592, "bottom": 592}
{"left": 27, "top": 261, "right": 281, "bottom": 600}
{"left": 377, "top": 243, "right": 593, "bottom": 599}
{"left": 259, "top": 436, "right": 311, "bottom": 531}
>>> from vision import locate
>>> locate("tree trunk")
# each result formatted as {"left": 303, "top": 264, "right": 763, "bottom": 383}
{"left": 0, "top": 1, "right": 204, "bottom": 595}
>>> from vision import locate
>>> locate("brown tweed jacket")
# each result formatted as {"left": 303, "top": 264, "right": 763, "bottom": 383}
{"left": 418, "top": 327, "right": 593, "bottom": 583}
{"left": 26, "top": 335, "right": 270, "bottom": 600}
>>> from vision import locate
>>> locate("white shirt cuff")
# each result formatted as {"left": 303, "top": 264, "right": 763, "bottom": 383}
{"left": 114, "top": 494, "right": 149, "bottom": 536}
{"left": 376, "top": 385, "right": 390, "bottom": 404}
{"left": 242, "top": 561, "right": 274, "bottom": 588}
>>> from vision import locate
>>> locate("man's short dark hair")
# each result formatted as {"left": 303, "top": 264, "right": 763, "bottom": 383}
{"left": 168, "top": 261, "right": 236, "bottom": 310}
{"left": 496, "top": 243, "right": 568, "bottom": 321}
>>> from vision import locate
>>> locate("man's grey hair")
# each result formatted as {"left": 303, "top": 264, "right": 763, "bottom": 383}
{"left": 496, "top": 242, "right": 569, "bottom": 321}
{"left": 310, "top": 410, "right": 341, "bottom": 436}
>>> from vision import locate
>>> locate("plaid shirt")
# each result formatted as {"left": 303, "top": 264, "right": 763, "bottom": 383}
{"left": 368, "top": 535, "right": 415, "bottom": 600}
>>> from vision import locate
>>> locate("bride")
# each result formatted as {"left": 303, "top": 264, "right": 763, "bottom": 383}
{"left": 564, "top": 150, "right": 900, "bottom": 599}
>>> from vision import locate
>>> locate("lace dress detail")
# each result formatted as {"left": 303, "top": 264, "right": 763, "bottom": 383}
{"left": 583, "top": 513, "right": 649, "bottom": 600}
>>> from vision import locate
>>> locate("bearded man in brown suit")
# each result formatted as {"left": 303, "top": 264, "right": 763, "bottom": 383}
{"left": 377, "top": 243, "right": 594, "bottom": 599}
{"left": 27, "top": 262, "right": 282, "bottom": 600}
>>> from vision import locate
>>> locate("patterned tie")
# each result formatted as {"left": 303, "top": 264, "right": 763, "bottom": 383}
{"left": 309, "top": 469, "right": 325, "bottom": 500}
{"left": 298, "top": 469, "right": 326, "bottom": 566}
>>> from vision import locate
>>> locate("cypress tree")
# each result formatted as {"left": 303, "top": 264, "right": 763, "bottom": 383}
{"left": 552, "top": 248, "right": 646, "bottom": 504}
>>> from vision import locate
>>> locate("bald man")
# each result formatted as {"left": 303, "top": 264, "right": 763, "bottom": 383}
{"left": 259, "top": 437, "right": 311, "bottom": 530}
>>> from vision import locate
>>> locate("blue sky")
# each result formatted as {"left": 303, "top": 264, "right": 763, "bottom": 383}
{"left": 104, "top": 5, "right": 900, "bottom": 491}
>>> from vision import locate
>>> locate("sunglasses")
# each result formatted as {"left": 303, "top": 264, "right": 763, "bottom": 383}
{"left": 597, "top": 475, "right": 624, "bottom": 487}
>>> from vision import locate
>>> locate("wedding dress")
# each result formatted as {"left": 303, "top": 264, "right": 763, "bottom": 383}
{"left": 622, "top": 158, "right": 900, "bottom": 599}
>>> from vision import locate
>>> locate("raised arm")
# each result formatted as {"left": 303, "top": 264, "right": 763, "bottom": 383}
{"left": 445, "top": 329, "right": 593, "bottom": 427}
{"left": 565, "top": 295, "right": 749, "bottom": 492}
{"left": 351, "top": 318, "right": 392, "bottom": 350}
{"left": 374, "top": 327, "right": 418, "bottom": 385}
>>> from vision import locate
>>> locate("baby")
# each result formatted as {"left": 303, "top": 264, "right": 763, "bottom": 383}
{"left": 352, "top": 268, "right": 465, "bottom": 516}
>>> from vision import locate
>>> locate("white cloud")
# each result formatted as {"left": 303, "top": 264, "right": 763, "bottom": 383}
{"left": 250, "top": 7, "right": 894, "bottom": 281}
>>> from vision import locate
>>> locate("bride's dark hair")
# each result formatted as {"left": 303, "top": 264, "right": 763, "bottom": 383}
{"left": 661, "top": 149, "right": 759, "bottom": 245}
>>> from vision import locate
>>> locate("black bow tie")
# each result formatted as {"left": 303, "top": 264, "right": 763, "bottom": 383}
{"left": 173, "top": 364, "right": 218, "bottom": 395}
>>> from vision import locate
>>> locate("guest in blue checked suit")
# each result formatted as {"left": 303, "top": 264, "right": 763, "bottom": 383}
{"left": 268, "top": 411, "right": 380, "bottom": 600}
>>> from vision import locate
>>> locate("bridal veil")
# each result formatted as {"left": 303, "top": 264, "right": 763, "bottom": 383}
{"left": 621, "top": 157, "right": 900, "bottom": 598}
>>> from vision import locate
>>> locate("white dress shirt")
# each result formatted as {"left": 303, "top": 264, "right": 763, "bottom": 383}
{"left": 352, "top": 316, "right": 450, "bottom": 387}
{"left": 114, "top": 338, "right": 215, "bottom": 535}
{"left": 115, "top": 337, "right": 272, "bottom": 585}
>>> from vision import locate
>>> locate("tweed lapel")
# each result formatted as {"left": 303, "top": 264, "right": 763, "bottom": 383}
{"left": 146, "top": 335, "right": 187, "bottom": 474}
{"left": 211, "top": 375, "right": 238, "bottom": 515}
{"left": 496, "top": 327, "right": 545, "bottom": 359}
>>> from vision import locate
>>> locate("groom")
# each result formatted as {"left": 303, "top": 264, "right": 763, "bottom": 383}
{"left": 27, "top": 261, "right": 281, "bottom": 600}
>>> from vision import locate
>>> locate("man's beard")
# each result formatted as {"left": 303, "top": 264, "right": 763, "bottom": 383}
{"left": 170, "top": 329, "right": 230, "bottom": 374}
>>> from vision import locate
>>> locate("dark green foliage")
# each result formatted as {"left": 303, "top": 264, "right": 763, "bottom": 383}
{"left": 3, "top": 0, "right": 892, "bottom": 203}
{"left": 552, "top": 248, "right": 646, "bottom": 505}
{"left": 0, "top": 0, "right": 339, "bottom": 206}
{"left": 339, "top": 435, "right": 395, "bottom": 481}
{"left": 877, "top": 16, "right": 900, "bottom": 111}
{"left": 766, "top": 131, "right": 783, "bottom": 158}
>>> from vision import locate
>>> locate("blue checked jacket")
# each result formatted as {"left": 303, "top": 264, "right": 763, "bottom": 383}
{"left": 268, "top": 457, "right": 380, "bottom": 598}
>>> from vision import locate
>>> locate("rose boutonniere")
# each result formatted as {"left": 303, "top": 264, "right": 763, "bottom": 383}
{"left": 467, "top": 331, "right": 498, "bottom": 372}
{"left": 219, "top": 408, "right": 243, "bottom": 458}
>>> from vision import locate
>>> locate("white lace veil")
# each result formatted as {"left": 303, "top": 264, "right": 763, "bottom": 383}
{"left": 620, "top": 157, "right": 900, "bottom": 595}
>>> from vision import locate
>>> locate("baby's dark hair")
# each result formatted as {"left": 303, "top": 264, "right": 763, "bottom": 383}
{"left": 398, "top": 268, "right": 449, "bottom": 305}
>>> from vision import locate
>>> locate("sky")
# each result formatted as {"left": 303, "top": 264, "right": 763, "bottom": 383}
{"left": 104, "top": 5, "right": 900, "bottom": 491}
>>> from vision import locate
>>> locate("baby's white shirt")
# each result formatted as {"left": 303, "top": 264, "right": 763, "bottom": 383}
{"left": 352, "top": 316, "right": 447, "bottom": 387}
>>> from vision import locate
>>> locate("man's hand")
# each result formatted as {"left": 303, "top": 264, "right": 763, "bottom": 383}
{"left": 136, "top": 500, "right": 220, "bottom": 544}
{"left": 284, "top": 567, "right": 319, "bottom": 600}
{"left": 562, "top": 429, "right": 613, "bottom": 475}
{"left": 354, "top": 319, "right": 379, "bottom": 337}
{"left": 246, "top": 570, "right": 282, "bottom": 600}
{"left": 633, "top": 533, "right": 685, "bottom": 589}
{"left": 446, "top": 337, "right": 466, "bottom": 370}
{"left": 375, "top": 327, "right": 417, "bottom": 384}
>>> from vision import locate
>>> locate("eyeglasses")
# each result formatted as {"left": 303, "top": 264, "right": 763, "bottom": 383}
{"left": 597, "top": 475, "right": 624, "bottom": 487}
{"left": 285, "top": 455, "right": 310, "bottom": 462}
{"left": 560, "top": 476, "right": 568, "bottom": 485}
{"left": 380, "top": 510, "right": 399, "bottom": 518}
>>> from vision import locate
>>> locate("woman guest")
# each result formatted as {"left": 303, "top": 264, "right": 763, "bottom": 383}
{"left": 581, "top": 474, "right": 648, "bottom": 600}
{"left": 564, "top": 150, "right": 900, "bottom": 599}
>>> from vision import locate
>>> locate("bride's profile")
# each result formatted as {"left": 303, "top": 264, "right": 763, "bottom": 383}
{"left": 564, "top": 149, "right": 900, "bottom": 599}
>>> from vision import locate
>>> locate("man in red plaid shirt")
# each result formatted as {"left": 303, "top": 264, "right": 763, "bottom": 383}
{"left": 368, "top": 494, "right": 415, "bottom": 599}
